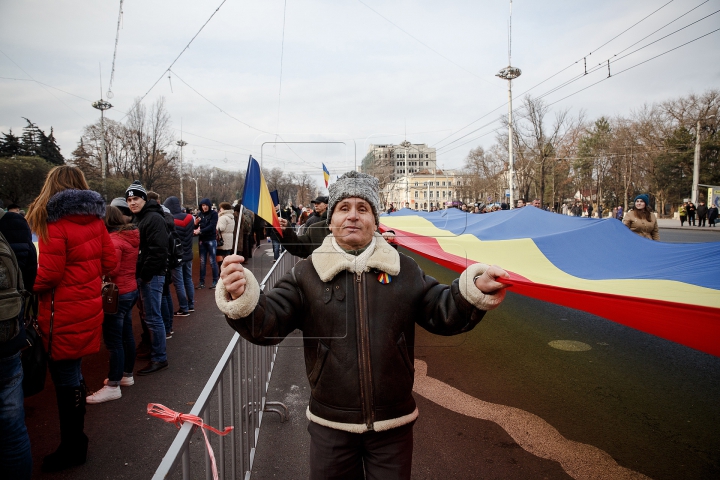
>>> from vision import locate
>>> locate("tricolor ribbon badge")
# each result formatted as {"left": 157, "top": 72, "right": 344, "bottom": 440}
{"left": 377, "top": 272, "right": 392, "bottom": 284}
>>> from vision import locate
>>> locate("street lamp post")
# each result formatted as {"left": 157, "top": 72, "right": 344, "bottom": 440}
{"left": 496, "top": 66, "right": 521, "bottom": 209}
{"left": 176, "top": 139, "right": 188, "bottom": 206}
{"left": 400, "top": 140, "right": 411, "bottom": 206}
{"left": 496, "top": 0, "right": 521, "bottom": 209}
{"left": 692, "top": 114, "right": 716, "bottom": 204}
{"left": 91, "top": 99, "right": 113, "bottom": 200}
{"left": 191, "top": 177, "right": 199, "bottom": 207}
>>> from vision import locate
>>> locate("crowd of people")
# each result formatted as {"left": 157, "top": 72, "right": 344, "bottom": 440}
{"left": 385, "top": 195, "right": 670, "bottom": 241}
{"left": 0, "top": 165, "right": 294, "bottom": 476}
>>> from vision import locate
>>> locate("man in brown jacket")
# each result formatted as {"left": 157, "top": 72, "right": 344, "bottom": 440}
{"left": 216, "top": 171, "right": 509, "bottom": 479}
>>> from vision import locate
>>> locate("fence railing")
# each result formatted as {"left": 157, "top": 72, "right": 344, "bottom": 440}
{"left": 152, "top": 250, "right": 299, "bottom": 480}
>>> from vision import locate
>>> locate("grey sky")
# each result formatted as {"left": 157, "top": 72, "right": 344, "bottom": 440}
{"left": 1, "top": 0, "right": 718, "bottom": 182}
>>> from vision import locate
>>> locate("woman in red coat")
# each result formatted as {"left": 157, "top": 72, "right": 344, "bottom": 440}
{"left": 25, "top": 166, "right": 116, "bottom": 472}
{"left": 86, "top": 206, "right": 139, "bottom": 404}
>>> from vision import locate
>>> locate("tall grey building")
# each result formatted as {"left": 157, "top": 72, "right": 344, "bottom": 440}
{"left": 367, "top": 143, "right": 437, "bottom": 180}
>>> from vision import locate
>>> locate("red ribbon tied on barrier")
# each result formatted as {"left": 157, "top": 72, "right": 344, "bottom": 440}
{"left": 148, "top": 403, "right": 234, "bottom": 480}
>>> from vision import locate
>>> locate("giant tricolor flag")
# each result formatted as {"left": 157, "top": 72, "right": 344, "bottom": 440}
{"left": 241, "top": 156, "right": 282, "bottom": 236}
{"left": 379, "top": 207, "right": 720, "bottom": 357}
{"left": 322, "top": 163, "right": 330, "bottom": 188}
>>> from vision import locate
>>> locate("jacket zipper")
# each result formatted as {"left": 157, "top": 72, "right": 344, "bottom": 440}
{"left": 356, "top": 271, "right": 374, "bottom": 430}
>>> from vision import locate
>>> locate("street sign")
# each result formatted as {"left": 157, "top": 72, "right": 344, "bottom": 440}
{"left": 505, "top": 189, "right": 510, "bottom": 197}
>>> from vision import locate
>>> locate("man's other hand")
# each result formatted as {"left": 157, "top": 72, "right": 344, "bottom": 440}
{"left": 474, "top": 265, "right": 510, "bottom": 294}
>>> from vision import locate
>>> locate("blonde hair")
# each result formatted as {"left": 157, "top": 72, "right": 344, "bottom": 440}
{"left": 26, "top": 165, "right": 90, "bottom": 242}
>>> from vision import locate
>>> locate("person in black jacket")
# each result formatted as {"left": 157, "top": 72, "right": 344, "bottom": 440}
{"left": 303, "top": 196, "right": 328, "bottom": 231}
{"left": 164, "top": 196, "right": 195, "bottom": 315}
{"left": 194, "top": 198, "right": 219, "bottom": 289}
{"left": 126, "top": 181, "right": 169, "bottom": 375}
{"left": 696, "top": 201, "right": 708, "bottom": 227}
{"left": 217, "top": 171, "right": 509, "bottom": 479}
{"left": 0, "top": 210, "right": 36, "bottom": 479}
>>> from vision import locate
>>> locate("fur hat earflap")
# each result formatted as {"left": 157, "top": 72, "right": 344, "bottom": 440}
{"left": 328, "top": 171, "right": 381, "bottom": 225}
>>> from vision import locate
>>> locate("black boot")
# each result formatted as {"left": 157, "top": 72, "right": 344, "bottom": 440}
{"left": 42, "top": 383, "right": 89, "bottom": 472}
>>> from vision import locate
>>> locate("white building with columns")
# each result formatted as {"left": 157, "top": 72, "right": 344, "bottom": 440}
{"left": 382, "top": 169, "right": 462, "bottom": 211}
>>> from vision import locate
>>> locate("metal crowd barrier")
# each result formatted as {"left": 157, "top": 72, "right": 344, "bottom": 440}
{"left": 153, "top": 250, "right": 299, "bottom": 480}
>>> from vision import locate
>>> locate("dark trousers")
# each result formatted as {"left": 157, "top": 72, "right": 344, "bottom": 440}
{"left": 308, "top": 421, "right": 414, "bottom": 480}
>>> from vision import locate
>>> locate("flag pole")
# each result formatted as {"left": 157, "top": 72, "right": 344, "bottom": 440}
{"left": 233, "top": 205, "right": 244, "bottom": 256}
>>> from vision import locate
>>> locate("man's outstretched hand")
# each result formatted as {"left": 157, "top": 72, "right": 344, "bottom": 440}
{"left": 474, "top": 265, "right": 510, "bottom": 294}
{"left": 220, "top": 255, "right": 247, "bottom": 299}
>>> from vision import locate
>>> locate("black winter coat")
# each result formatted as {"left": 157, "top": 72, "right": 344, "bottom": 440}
{"left": 197, "top": 209, "right": 218, "bottom": 242}
{"left": 0, "top": 211, "right": 36, "bottom": 358}
{"left": 278, "top": 220, "right": 330, "bottom": 258}
{"left": 164, "top": 196, "right": 194, "bottom": 262}
{"left": 134, "top": 200, "right": 168, "bottom": 281}
{"left": 697, "top": 204, "right": 708, "bottom": 218}
{"left": 224, "top": 236, "right": 486, "bottom": 431}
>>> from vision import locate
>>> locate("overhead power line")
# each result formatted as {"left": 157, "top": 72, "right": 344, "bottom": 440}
{"left": 438, "top": 26, "right": 720, "bottom": 156}
{"left": 170, "top": 69, "right": 270, "bottom": 134}
{"left": 434, "top": 1, "right": 716, "bottom": 154}
{"left": 356, "top": 0, "right": 500, "bottom": 89}
{"left": 432, "top": 0, "right": 683, "bottom": 151}
{"left": 107, "top": 0, "right": 124, "bottom": 98}
{"left": 132, "top": 0, "right": 228, "bottom": 108}
{"left": 0, "top": 49, "right": 89, "bottom": 121}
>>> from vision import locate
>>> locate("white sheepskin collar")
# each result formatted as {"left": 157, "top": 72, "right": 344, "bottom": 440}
{"left": 311, "top": 232, "right": 400, "bottom": 282}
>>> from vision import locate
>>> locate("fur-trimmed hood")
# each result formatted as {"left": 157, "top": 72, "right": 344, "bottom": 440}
{"left": 311, "top": 232, "right": 400, "bottom": 282}
{"left": 46, "top": 189, "right": 106, "bottom": 223}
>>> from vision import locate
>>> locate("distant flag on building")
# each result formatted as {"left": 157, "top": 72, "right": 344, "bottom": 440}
{"left": 322, "top": 163, "right": 330, "bottom": 188}
{"left": 241, "top": 155, "right": 282, "bottom": 236}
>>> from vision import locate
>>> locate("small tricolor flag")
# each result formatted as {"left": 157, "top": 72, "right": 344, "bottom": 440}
{"left": 377, "top": 272, "right": 392, "bottom": 284}
{"left": 322, "top": 163, "right": 330, "bottom": 188}
{"left": 241, "top": 156, "right": 282, "bottom": 236}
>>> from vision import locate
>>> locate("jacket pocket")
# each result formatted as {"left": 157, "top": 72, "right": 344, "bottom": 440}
{"left": 397, "top": 333, "right": 414, "bottom": 375}
{"left": 308, "top": 340, "right": 329, "bottom": 387}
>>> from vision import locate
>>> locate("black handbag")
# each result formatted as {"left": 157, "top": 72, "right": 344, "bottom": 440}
{"left": 102, "top": 278, "right": 119, "bottom": 315}
{"left": 21, "top": 294, "right": 47, "bottom": 398}
{"left": 216, "top": 229, "right": 224, "bottom": 247}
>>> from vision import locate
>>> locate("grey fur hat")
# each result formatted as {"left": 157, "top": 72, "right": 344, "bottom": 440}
{"left": 328, "top": 171, "right": 381, "bottom": 225}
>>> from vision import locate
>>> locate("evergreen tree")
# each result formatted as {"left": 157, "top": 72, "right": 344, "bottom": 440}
{"left": 0, "top": 129, "right": 22, "bottom": 157}
{"left": 20, "top": 118, "right": 41, "bottom": 157}
{"left": 70, "top": 138, "right": 97, "bottom": 176}
{"left": 39, "top": 127, "right": 65, "bottom": 165}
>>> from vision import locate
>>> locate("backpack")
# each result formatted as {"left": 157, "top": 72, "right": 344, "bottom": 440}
{"left": 154, "top": 211, "right": 184, "bottom": 270}
{"left": 0, "top": 228, "right": 24, "bottom": 343}
{"left": 167, "top": 229, "right": 184, "bottom": 269}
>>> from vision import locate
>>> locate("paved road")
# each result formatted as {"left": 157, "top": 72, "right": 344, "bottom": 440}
{"left": 23, "top": 242, "right": 282, "bottom": 479}
{"left": 251, "top": 229, "right": 719, "bottom": 480}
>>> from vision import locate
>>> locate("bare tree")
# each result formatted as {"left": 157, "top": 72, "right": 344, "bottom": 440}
{"left": 125, "top": 97, "right": 178, "bottom": 191}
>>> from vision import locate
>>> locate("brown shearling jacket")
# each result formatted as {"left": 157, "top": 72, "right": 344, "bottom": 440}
{"left": 217, "top": 234, "right": 502, "bottom": 433}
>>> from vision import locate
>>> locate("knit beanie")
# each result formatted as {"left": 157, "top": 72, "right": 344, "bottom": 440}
{"left": 125, "top": 180, "right": 148, "bottom": 201}
{"left": 634, "top": 194, "right": 649, "bottom": 205}
{"left": 328, "top": 171, "right": 381, "bottom": 225}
